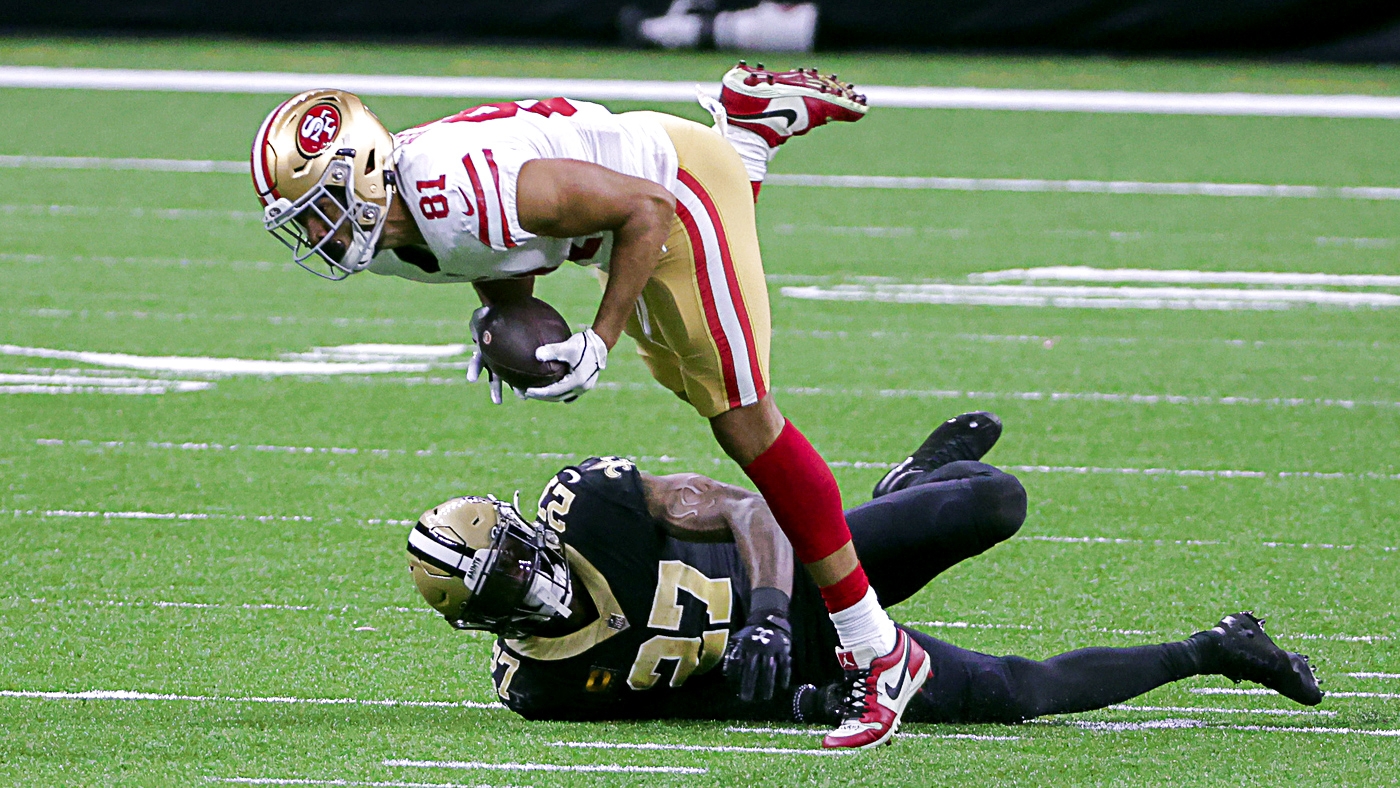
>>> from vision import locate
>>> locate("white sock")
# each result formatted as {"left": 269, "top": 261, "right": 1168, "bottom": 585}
{"left": 723, "top": 126, "right": 774, "bottom": 183}
{"left": 829, "top": 587, "right": 897, "bottom": 660}
{"left": 714, "top": 2, "right": 818, "bottom": 52}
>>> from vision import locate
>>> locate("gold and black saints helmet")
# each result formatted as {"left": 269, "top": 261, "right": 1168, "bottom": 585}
{"left": 407, "top": 495, "right": 573, "bottom": 637}
{"left": 251, "top": 89, "right": 398, "bottom": 280}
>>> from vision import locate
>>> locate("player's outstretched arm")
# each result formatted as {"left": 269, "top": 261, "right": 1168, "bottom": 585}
{"left": 640, "top": 472, "right": 795, "bottom": 702}
{"left": 516, "top": 159, "right": 674, "bottom": 403}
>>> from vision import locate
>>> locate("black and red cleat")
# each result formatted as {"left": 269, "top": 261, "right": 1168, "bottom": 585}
{"left": 720, "top": 61, "right": 867, "bottom": 149}
{"left": 1205, "top": 611, "right": 1324, "bottom": 706}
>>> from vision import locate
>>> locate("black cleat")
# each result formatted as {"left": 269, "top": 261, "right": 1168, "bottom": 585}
{"left": 792, "top": 682, "right": 846, "bottom": 725}
{"left": 1204, "top": 611, "right": 1323, "bottom": 706}
{"left": 871, "top": 411, "right": 1003, "bottom": 499}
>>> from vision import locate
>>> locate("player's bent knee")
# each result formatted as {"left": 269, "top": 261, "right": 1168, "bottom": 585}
{"left": 971, "top": 471, "right": 1027, "bottom": 545}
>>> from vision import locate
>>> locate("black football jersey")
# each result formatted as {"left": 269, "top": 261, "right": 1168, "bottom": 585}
{"left": 487, "top": 456, "right": 772, "bottom": 720}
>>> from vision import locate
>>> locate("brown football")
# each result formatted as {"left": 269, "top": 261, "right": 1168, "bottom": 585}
{"left": 475, "top": 297, "right": 573, "bottom": 390}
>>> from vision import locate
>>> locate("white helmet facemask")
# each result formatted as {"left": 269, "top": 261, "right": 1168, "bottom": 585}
{"left": 262, "top": 150, "right": 395, "bottom": 281}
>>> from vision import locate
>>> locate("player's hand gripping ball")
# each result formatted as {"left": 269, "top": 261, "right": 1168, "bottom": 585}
{"left": 523, "top": 328, "right": 609, "bottom": 403}
{"left": 724, "top": 610, "right": 793, "bottom": 702}
{"left": 467, "top": 297, "right": 573, "bottom": 403}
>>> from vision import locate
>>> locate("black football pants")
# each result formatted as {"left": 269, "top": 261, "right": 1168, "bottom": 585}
{"left": 819, "top": 461, "right": 1206, "bottom": 723}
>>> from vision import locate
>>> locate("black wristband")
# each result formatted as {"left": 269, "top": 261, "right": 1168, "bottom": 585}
{"left": 748, "top": 586, "right": 791, "bottom": 625}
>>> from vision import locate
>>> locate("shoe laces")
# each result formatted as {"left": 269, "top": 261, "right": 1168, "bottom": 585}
{"left": 833, "top": 669, "right": 875, "bottom": 721}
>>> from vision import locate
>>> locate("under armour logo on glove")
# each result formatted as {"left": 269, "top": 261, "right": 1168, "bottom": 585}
{"left": 724, "top": 617, "right": 792, "bottom": 702}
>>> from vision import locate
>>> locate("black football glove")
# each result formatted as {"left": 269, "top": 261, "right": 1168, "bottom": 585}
{"left": 723, "top": 588, "right": 793, "bottom": 702}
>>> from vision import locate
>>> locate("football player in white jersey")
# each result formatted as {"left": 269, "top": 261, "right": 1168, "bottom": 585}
{"left": 252, "top": 63, "right": 922, "bottom": 748}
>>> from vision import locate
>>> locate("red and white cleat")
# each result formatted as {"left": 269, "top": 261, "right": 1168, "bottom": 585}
{"left": 720, "top": 61, "right": 868, "bottom": 149}
{"left": 822, "top": 629, "right": 930, "bottom": 750}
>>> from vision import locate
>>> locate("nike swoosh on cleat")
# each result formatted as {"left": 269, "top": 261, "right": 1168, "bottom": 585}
{"left": 729, "top": 109, "right": 800, "bottom": 125}
{"left": 884, "top": 639, "right": 911, "bottom": 700}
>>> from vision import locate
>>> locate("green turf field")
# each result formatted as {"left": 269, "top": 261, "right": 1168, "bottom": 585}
{"left": 1, "top": 36, "right": 1397, "bottom": 787}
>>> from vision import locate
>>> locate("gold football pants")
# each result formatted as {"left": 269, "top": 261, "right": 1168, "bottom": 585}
{"left": 605, "top": 111, "right": 772, "bottom": 418}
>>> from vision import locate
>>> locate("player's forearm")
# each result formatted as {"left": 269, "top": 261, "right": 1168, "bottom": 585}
{"left": 591, "top": 206, "right": 671, "bottom": 348}
{"left": 731, "top": 497, "right": 794, "bottom": 599}
{"left": 474, "top": 276, "right": 535, "bottom": 307}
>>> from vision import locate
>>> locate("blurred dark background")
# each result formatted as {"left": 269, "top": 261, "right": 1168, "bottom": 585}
{"left": 4, "top": 1, "right": 1400, "bottom": 61}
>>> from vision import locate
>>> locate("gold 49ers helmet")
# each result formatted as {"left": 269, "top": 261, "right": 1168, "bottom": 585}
{"left": 407, "top": 495, "right": 573, "bottom": 637}
{"left": 251, "top": 89, "right": 398, "bottom": 280}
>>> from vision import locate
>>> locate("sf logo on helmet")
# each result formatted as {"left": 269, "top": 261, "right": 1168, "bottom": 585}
{"left": 297, "top": 104, "right": 342, "bottom": 156}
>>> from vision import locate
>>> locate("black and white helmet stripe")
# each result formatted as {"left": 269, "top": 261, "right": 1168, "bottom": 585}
{"left": 406, "top": 522, "right": 475, "bottom": 577}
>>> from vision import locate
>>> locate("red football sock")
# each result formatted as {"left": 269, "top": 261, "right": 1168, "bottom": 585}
{"left": 750, "top": 181, "right": 762, "bottom": 201}
{"left": 743, "top": 419, "right": 868, "bottom": 612}
{"left": 820, "top": 567, "right": 871, "bottom": 614}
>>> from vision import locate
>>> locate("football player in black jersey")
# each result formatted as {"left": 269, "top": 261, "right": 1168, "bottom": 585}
{"left": 405, "top": 412, "right": 1322, "bottom": 733}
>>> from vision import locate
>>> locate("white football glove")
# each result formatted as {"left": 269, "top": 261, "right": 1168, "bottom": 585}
{"left": 525, "top": 328, "right": 608, "bottom": 403}
{"left": 465, "top": 306, "right": 524, "bottom": 405}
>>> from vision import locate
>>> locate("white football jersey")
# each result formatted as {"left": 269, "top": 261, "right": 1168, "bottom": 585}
{"left": 367, "top": 99, "right": 678, "bottom": 284}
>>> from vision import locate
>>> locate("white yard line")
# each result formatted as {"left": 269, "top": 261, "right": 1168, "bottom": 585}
{"left": 1195, "top": 688, "right": 1400, "bottom": 698}
{"left": 4, "top": 506, "right": 330, "bottom": 523}
{"left": 970, "top": 266, "right": 1400, "bottom": 288}
{"left": 0, "top": 202, "right": 260, "bottom": 220}
{"left": 6, "top": 596, "right": 442, "bottom": 618}
{"left": 1, "top": 344, "right": 445, "bottom": 376}
{"left": 1220, "top": 725, "right": 1400, "bottom": 737}
{"left": 1043, "top": 718, "right": 1400, "bottom": 736}
{"left": 208, "top": 779, "right": 520, "bottom": 788}
{"left": 905, "top": 618, "right": 1391, "bottom": 643}
{"left": 9, "top": 487, "right": 1400, "bottom": 564}
{"left": 0, "top": 382, "right": 211, "bottom": 395}
{"left": 27, "top": 436, "right": 1400, "bottom": 484}
{"left": 5, "top": 596, "right": 1383, "bottom": 643}
{"left": 780, "top": 283, "right": 1400, "bottom": 311}
{"left": 818, "top": 386, "right": 1400, "bottom": 411}
{"left": 0, "top": 153, "right": 245, "bottom": 174}
{"left": 384, "top": 760, "right": 705, "bottom": 774}
{"left": 725, "top": 726, "right": 1020, "bottom": 741}
{"left": 10, "top": 66, "right": 1400, "bottom": 118}
{"left": 1003, "top": 465, "right": 1400, "bottom": 482}
{"left": 11, "top": 307, "right": 465, "bottom": 328}
{"left": 1106, "top": 705, "right": 1337, "bottom": 717}
{"left": 1289, "top": 634, "right": 1394, "bottom": 643}
{"left": 1347, "top": 672, "right": 1400, "bottom": 679}
{"left": 549, "top": 740, "right": 845, "bottom": 756}
{"left": 766, "top": 173, "right": 1400, "bottom": 199}
{"left": 0, "top": 251, "right": 294, "bottom": 270}
{"left": 0, "top": 689, "right": 501, "bottom": 708}
{"left": 0, "top": 373, "right": 213, "bottom": 396}
{"left": 9, "top": 153, "right": 1400, "bottom": 202}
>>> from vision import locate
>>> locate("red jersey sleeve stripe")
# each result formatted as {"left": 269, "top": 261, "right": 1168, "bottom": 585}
{"left": 461, "top": 153, "right": 492, "bottom": 248}
{"left": 483, "top": 149, "right": 516, "bottom": 249}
